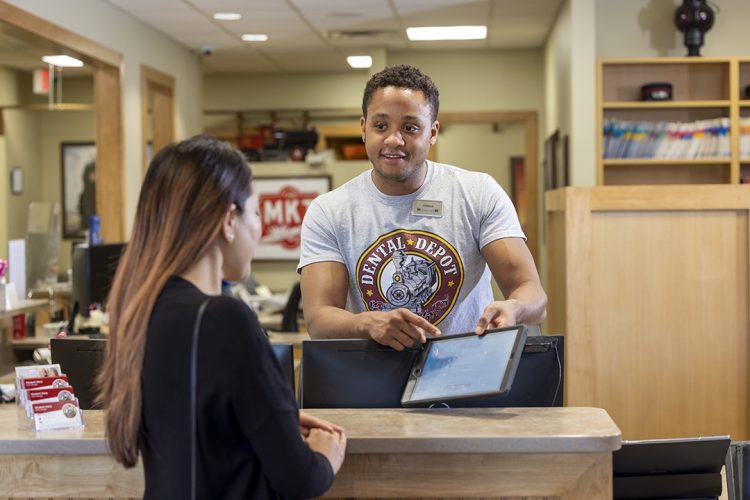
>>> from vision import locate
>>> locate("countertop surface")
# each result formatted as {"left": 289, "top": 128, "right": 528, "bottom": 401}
{"left": 0, "top": 406, "right": 621, "bottom": 455}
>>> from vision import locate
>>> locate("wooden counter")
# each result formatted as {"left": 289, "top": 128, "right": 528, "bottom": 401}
{"left": 546, "top": 185, "right": 750, "bottom": 440}
{"left": 0, "top": 406, "right": 620, "bottom": 499}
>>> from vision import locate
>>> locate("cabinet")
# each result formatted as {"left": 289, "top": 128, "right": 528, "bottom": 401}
{"left": 545, "top": 185, "right": 750, "bottom": 440}
{"left": 597, "top": 57, "right": 750, "bottom": 185}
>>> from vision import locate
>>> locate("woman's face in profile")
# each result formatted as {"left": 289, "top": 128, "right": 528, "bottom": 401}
{"left": 223, "top": 192, "right": 262, "bottom": 282}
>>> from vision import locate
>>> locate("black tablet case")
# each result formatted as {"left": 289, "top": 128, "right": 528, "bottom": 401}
{"left": 400, "top": 327, "right": 527, "bottom": 407}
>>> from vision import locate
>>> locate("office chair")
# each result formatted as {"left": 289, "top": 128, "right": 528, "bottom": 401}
{"left": 280, "top": 282, "right": 302, "bottom": 332}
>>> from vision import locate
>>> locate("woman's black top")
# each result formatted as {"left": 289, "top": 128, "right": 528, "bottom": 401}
{"left": 141, "top": 276, "right": 333, "bottom": 499}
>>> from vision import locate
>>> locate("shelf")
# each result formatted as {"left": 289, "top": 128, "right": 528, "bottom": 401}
{"left": 598, "top": 57, "right": 750, "bottom": 186}
{"left": 0, "top": 300, "right": 47, "bottom": 320}
{"left": 603, "top": 101, "right": 730, "bottom": 109}
{"left": 603, "top": 158, "right": 731, "bottom": 166}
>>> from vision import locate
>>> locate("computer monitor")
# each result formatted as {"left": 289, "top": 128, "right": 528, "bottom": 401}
{"left": 50, "top": 336, "right": 106, "bottom": 410}
{"left": 71, "top": 242, "right": 126, "bottom": 316}
{"left": 51, "top": 336, "right": 296, "bottom": 409}
{"left": 298, "top": 335, "right": 563, "bottom": 409}
{"left": 613, "top": 436, "right": 730, "bottom": 499}
{"left": 271, "top": 343, "right": 295, "bottom": 394}
{"left": 299, "top": 339, "right": 420, "bottom": 408}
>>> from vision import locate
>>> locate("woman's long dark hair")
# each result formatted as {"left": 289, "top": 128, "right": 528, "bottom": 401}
{"left": 97, "top": 135, "right": 251, "bottom": 467}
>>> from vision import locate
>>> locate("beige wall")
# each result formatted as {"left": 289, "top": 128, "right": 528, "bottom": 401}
{"left": 543, "top": 0, "right": 597, "bottom": 188}
{"left": 4, "top": 0, "right": 204, "bottom": 242}
{"left": 544, "top": 0, "right": 571, "bottom": 139}
{"left": 595, "top": 0, "right": 750, "bottom": 58}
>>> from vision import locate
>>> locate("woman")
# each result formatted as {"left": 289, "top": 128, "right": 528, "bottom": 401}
{"left": 98, "top": 135, "right": 346, "bottom": 499}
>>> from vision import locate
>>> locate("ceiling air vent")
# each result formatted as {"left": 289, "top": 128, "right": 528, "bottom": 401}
{"left": 324, "top": 30, "right": 400, "bottom": 41}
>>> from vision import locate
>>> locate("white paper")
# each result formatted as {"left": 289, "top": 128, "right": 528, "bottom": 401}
{"left": 8, "top": 239, "right": 26, "bottom": 299}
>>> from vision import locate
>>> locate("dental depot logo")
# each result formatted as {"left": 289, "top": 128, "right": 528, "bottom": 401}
{"left": 356, "top": 229, "right": 464, "bottom": 325}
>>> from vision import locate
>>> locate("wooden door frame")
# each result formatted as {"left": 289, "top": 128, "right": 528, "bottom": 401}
{"left": 439, "top": 111, "right": 540, "bottom": 263}
{"left": 0, "top": 1, "right": 124, "bottom": 242}
{"left": 140, "top": 64, "right": 175, "bottom": 175}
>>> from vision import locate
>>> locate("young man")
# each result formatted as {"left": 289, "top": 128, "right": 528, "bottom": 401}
{"left": 298, "top": 64, "right": 547, "bottom": 351}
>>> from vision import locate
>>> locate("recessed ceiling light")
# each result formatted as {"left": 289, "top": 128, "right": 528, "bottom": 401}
{"left": 347, "top": 56, "right": 372, "bottom": 69}
{"left": 41, "top": 55, "right": 83, "bottom": 67}
{"left": 406, "top": 26, "right": 487, "bottom": 41}
{"left": 213, "top": 12, "right": 241, "bottom": 21}
{"left": 242, "top": 34, "right": 269, "bottom": 42}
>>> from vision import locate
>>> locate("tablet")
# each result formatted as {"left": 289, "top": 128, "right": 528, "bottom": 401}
{"left": 401, "top": 325, "right": 527, "bottom": 407}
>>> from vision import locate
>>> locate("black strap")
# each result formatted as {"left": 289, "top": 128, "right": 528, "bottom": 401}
{"left": 190, "top": 298, "right": 212, "bottom": 500}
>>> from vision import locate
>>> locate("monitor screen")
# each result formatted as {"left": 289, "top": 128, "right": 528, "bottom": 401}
{"left": 72, "top": 242, "right": 125, "bottom": 312}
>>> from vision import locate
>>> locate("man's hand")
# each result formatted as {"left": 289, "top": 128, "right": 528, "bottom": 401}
{"left": 357, "top": 308, "right": 441, "bottom": 350}
{"left": 474, "top": 299, "right": 522, "bottom": 335}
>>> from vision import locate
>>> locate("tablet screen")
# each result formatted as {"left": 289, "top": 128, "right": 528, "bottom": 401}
{"left": 406, "top": 327, "right": 525, "bottom": 405}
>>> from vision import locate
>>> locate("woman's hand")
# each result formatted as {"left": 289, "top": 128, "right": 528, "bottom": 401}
{"left": 305, "top": 428, "right": 347, "bottom": 475}
{"left": 299, "top": 411, "right": 344, "bottom": 437}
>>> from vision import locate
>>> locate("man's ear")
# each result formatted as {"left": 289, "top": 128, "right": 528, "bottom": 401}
{"left": 430, "top": 120, "right": 440, "bottom": 145}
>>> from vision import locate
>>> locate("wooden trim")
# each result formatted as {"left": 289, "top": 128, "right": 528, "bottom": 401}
{"left": 523, "top": 112, "right": 539, "bottom": 261}
{"left": 564, "top": 188, "right": 593, "bottom": 406}
{"left": 596, "top": 60, "right": 604, "bottom": 185}
{"left": 439, "top": 110, "right": 534, "bottom": 124}
{"left": 140, "top": 64, "right": 174, "bottom": 91}
{"left": 602, "top": 100, "right": 730, "bottom": 108}
{"left": 602, "top": 158, "right": 731, "bottom": 166}
{"left": 598, "top": 56, "right": 734, "bottom": 64}
{"left": 0, "top": 103, "right": 94, "bottom": 112}
{"left": 141, "top": 65, "right": 176, "bottom": 175}
{"left": 586, "top": 185, "right": 750, "bottom": 211}
{"left": 94, "top": 65, "right": 124, "bottom": 242}
{"left": 0, "top": 1, "right": 121, "bottom": 67}
{"left": 730, "top": 59, "right": 741, "bottom": 183}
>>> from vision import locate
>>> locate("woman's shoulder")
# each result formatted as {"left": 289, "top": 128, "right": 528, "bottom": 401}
{"left": 203, "top": 296, "right": 265, "bottom": 343}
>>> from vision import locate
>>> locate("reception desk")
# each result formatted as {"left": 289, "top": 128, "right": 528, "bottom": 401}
{"left": 0, "top": 406, "right": 620, "bottom": 499}
{"left": 546, "top": 185, "right": 750, "bottom": 440}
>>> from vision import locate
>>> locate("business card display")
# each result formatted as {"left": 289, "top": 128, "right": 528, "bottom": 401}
{"left": 18, "top": 375, "right": 69, "bottom": 406}
{"left": 31, "top": 399, "right": 83, "bottom": 431}
{"left": 14, "top": 363, "right": 84, "bottom": 432}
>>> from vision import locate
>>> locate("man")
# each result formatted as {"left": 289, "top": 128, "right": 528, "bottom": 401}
{"left": 298, "top": 64, "right": 546, "bottom": 351}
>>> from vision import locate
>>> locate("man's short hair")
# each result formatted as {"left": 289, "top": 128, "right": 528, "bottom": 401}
{"left": 361, "top": 64, "right": 440, "bottom": 122}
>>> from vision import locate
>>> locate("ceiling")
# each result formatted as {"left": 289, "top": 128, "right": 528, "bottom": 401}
{"left": 102, "top": 0, "right": 564, "bottom": 74}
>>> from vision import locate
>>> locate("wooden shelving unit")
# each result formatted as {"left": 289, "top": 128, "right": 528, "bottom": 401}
{"left": 740, "top": 59, "right": 750, "bottom": 182}
{"left": 597, "top": 57, "right": 750, "bottom": 185}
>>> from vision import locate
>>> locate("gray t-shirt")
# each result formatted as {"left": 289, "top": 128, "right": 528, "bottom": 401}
{"left": 298, "top": 160, "right": 525, "bottom": 335}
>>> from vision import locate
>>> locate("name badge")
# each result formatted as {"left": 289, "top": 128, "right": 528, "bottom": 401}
{"left": 412, "top": 200, "right": 443, "bottom": 218}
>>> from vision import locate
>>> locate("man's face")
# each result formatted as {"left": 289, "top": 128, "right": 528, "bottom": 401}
{"left": 360, "top": 86, "right": 439, "bottom": 195}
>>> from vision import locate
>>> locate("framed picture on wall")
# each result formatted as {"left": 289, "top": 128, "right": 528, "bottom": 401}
{"left": 60, "top": 142, "right": 96, "bottom": 239}
{"left": 254, "top": 175, "right": 332, "bottom": 261}
{"left": 543, "top": 130, "right": 558, "bottom": 191}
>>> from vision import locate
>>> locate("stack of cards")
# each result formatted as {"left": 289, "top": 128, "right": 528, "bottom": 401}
{"left": 15, "top": 364, "right": 84, "bottom": 431}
